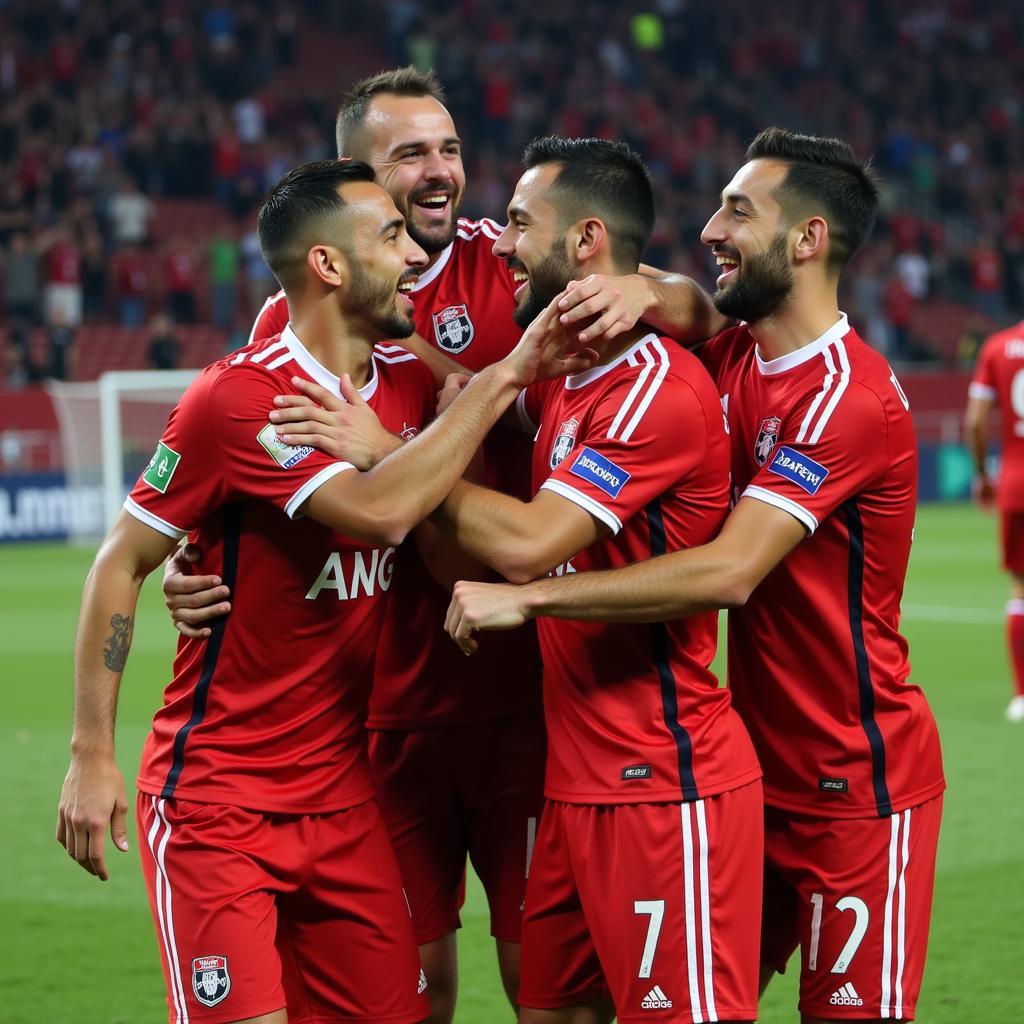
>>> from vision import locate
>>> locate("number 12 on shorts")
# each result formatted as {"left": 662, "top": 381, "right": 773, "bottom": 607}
{"left": 634, "top": 899, "right": 666, "bottom": 978}
{"left": 808, "top": 892, "right": 869, "bottom": 973}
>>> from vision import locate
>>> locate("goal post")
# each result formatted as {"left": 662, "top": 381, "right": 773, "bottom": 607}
{"left": 47, "top": 370, "right": 198, "bottom": 542}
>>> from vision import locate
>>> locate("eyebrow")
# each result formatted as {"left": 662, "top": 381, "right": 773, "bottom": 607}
{"left": 386, "top": 136, "right": 462, "bottom": 158}
{"left": 723, "top": 191, "right": 753, "bottom": 207}
{"left": 507, "top": 204, "right": 530, "bottom": 223}
{"left": 379, "top": 218, "right": 404, "bottom": 237}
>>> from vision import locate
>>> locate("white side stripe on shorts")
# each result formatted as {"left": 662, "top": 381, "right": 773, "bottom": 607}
{"left": 680, "top": 801, "right": 717, "bottom": 1023}
{"left": 880, "top": 807, "right": 912, "bottom": 1019}
{"left": 146, "top": 796, "right": 190, "bottom": 1023}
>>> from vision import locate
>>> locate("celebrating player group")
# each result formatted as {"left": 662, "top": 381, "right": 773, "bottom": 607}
{"left": 57, "top": 66, "right": 944, "bottom": 1024}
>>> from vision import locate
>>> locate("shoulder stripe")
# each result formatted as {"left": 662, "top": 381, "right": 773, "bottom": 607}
{"left": 794, "top": 338, "right": 851, "bottom": 444}
{"left": 807, "top": 338, "right": 851, "bottom": 443}
{"left": 375, "top": 343, "right": 409, "bottom": 354}
{"left": 372, "top": 351, "right": 419, "bottom": 364}
{"left": 794, "top": 344, "right": 837, "bottom": 442}
{"left": 607, "top": 340, "right": 671, "bottom": 442}
{"left": 264, "top": 353, "right": 296, "bottom": 372}
{"left": 967, "top": 381, "right": 995, "bottom": 400}
{"left": 619, "top": 338, "right": 670, "bottom": 442}
{"left": 250, "top": 339, "right": 290, "bottom": 364}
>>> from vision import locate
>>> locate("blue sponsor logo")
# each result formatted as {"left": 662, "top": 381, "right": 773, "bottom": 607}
{"left": 568, "top": 447, "right": 630, "bottom": 499}
{"left": 767, "top": 446, "right": 829, "bottom": 494}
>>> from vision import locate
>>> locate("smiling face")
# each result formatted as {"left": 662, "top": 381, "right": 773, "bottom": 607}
{"left": 354, "top": 94, "right": 466, "bottom": 256}
{"left": 700, "top": 158, "right": 796, "bottom": 323}
{"left": 493, "top": 164, "right": 575, "bottom": 328}
{"left": 335, "top": 180, "right": 428, "bottom": 338}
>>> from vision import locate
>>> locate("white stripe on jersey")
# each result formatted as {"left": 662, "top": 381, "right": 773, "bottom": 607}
{"left": 372, "top": 350, "right": 419, "bottom": 365}
{"left": 264, "top": 352, "right": 297, "bottom": 371}
{"left": 795, "top": 338, "right": 851, "bottom": 444}
{"left": 249, "top": 339, "right": 290, "bottom": 364}
{"left": 607, "top": 339, "right": 670, "bottom": 442}
{"left": 893, "top": 809, "right": 911, "bottom": 1019}
{"left": 695, "top": 801, "right": 718, "bottom": 1021}
{"left": 248, "top": 291, "right": 287, "bottom": 346}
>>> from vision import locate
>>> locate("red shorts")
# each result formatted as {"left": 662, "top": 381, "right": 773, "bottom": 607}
{"left": 137, "top": 793, "right": 427, "bottom": 1024}
{"left": 1001, "top": 510, "right": 1024, "bottom": 574}
{"left": 761, "top": 794, "right": 942, "bottom": 1021}
{"left": 368, "top": 709, "right": 546, "bottom": 944}
{"left": 519, "top": 783, "right": 763, "bottom": 1023}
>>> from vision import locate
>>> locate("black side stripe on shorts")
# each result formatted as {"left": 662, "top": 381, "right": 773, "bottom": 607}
{"left": 161, "top": 503, "right": 242, "bottom": 798}
{"left": 843, "top": 499, "right": 893, "bottom": 817}
{"left": 647, "top": 497, "right": 699, "bottom": 801}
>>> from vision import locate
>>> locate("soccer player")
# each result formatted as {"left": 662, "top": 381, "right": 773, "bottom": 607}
{"left": 965, "top": 318, "right": 1024, "bottom": 721}
{"left": 163, "top": 67, "right": 716, "bottom": 1021}
{"left": 446, "top": 129, "right": 946, "bottom": 1024}
{"left": 55, "top": 159, "right": 590, "bottom": 1024}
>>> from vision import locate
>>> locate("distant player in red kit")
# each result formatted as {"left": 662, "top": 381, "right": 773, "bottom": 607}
{"left": 162, "top": 67, "right": 717, "bottom": 1022}
{"left": 965, "top": 318, "right": 1024, "bottom": 721}
{"left": 447, "top": 129, "right": 945, "bottom": 1024}
{"left": 55, "top": 158, "right": 593, "bottom": 1024}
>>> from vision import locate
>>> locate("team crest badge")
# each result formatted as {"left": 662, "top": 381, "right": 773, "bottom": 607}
{"left": 192, "top": 955, "right": 231, "bottom": 1008}
{"left": 432, "top": 304, "right": 475, "bottom": 354}
{"left": 754, "top": 416, "right": 782, "bottom": 466}
{"left": 550, "top": 417, "right": 580, "bottom": 469}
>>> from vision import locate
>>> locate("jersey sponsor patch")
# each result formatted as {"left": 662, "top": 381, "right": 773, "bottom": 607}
{"left": 819, "top": 776, "right": 849, "bottom": 793}
{"left": 767, "top": 446, "right": 829, "bottom": 494}
{"left": 192, "top": 955, "right": 231, "bottom": 1008}
{"left": 432, "top": 304, "right": 475, "bottom": 354}
{"left": 754, "top": 415, "right": 782, "bottom": 465}
{"left": 256, "top": 422, "right": 314, "bottom": 469}
{"left": 621, "top": 764, "right": 652, "bottom": 780}
{"left": 568, "top": 447, "right": 630, "bottom": 499}
{"left": 143, "top": 440, "right": 181, "bottom": 493}
{"left": 550, "top": 417, "right": 579, "bottom": 469}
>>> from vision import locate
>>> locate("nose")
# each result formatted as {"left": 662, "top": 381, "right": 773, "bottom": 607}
{"left": 700, "top": 208, "right": 725, "bottom": 247}
{"left": 422, "top": 149, "right": 451, "bottom": 183}
{"left": 407, "top": 240, "right": 429, "bottom": 269}
{"left": 492, "top": 223, "right": 514, "bottom": 260}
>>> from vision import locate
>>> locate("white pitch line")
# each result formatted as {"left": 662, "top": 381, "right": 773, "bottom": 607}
{"left": 901, "top": 604, "right": 1002, "bottom": 625}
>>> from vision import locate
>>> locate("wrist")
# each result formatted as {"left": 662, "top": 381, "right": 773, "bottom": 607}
{"left": 478, "top": 360, "right": 523, "bottom": 397}
{"left": 519, "top": 580, "right": 547, "bottom": 621}
{"left": 70, "top": 736, "right": 116, "bottom": 760}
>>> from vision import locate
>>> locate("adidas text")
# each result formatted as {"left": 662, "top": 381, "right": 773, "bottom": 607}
{"left": 641, "top": 985, "right": 673, "bottom": 1009}
{"left": 829, "top": 983, "right": 863, "bottom": 1007}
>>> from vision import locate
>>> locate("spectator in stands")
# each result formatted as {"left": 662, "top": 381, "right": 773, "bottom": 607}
{"left": 208, "top": 226, "right": 239, "bottom": 330}
{"left": 2, "top": 231, "right": 41, "bottom": 329}
{"left": 43, "top": 224, "right": 83, "bottom": 329}
{"left": 885, "top": 271, "right": 916, "bottom": 360}
{"left": 46, "top": 307, "right": 75, "bottom": 381}
{"left": 80, "top": 230, "right": 107, "bottom": 322}
{"left": 147, "top": 313, "right": 181, "bottom": 370}
{"left": 166, "top": 242, "right": 198, "bottom": 324}
{"left": 114, "top": 243, "right": 149, "bottom": 327}
{"left": 239, "top": 223, "right": 275, "bottom": 318}
{"left": 107, "top": 174, "right": 154, "bottom": 247}
{"left": 971, "top": 235, "right": 1003, "bottom": 319}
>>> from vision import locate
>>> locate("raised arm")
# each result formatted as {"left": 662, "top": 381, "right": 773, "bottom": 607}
{"left": 446, "top": 497, "right": 805, "bottom": 652}
{"left": 58, "top": 512, "right": 179, "bottom": 879}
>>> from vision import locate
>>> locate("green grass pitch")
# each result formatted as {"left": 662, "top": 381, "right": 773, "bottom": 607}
{"left": 1, "top": 503, "right": 1020, "bottom": 1022}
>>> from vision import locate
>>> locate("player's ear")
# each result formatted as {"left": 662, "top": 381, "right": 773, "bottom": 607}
{"left": 792, "top": 215, "right": 829, "bottom": 267}
{"left": 573, "top": 217, "right": 606, "bottom": 264}
{"left": 307, "top": 244, "right": 347, "bottom": 288}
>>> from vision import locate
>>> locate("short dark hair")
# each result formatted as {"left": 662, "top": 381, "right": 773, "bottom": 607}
{"left": 335, "top": 66, "right": 446, "bottom": 157}
{"left": 746, "top": 127, "right": 879, "bottom": 272}
{"left": 522, "top": 136, "right": 655, "bottom": 271}
{"left": 257, "top": 159, "right": 376, "bottom": 286}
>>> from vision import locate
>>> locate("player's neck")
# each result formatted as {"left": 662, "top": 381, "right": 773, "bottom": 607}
{"left": 747, "top": 282, "right": 842, "bottom": 361}
{"left": 289, "top": 309, "right": 376, "bottom": 389}
{"left": 595, "top": 324, "right": 653, "bottom": 367}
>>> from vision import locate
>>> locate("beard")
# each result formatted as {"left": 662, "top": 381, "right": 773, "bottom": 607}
{"left": 512, "top": 240, "right": 574, "bottom": 329}
{"left": 712, "top": 233, "right": 794, "bottom": 323}
{"left": 401, "top": 185, "right": 462, "bottom": 255}
{"left": 348, "top": 262, "right": 417, "bottom": 339}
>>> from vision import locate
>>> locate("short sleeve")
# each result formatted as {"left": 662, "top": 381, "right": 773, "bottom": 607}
{"left": 541, "top": 374, "right": 708, "bottom": 534}
{"left": 515, "top": 379, "right": 553, "bottom": 434}
{"left": 125, "top": 369, "right": 354, "bottom": 537}
{"left": 968, "top": 340, "right": 996, "bottom": 401}
{"left": 743, "top": 382, "right": 889, "bottom": 534}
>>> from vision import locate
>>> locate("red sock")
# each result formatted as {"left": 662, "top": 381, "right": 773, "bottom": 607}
{"left": 1006, "top": 601, "right": 1024, "bottom": 698}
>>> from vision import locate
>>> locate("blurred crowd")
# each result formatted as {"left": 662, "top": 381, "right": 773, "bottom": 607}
{"left": 1, "top": 0, "right": 1021, "bottom": 385}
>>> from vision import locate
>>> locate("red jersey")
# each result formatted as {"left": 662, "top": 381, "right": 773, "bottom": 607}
{"left": 969, "top": 321, "right": 1024, "bottom": 509}
{"left": 47, "top": 240, "right": 80, "bottom": 285}
{"left": 701, "top": 316, "right": 945, "bottom": 818}
{"left": 126, "top": 326, "right": 436, "bottom": 814}
{"left": 249, "top": 218, "right": 541, "bottom": 729}
{"left": 517, "top": 334, "right": 761, "bottom": 804}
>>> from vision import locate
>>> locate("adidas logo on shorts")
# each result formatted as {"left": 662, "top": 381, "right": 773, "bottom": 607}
{"left": 641, "top": 985, "right": 673, "bottom": 1009}
{"left": 830, "top": 982, "right": 864, "bottom": 1006}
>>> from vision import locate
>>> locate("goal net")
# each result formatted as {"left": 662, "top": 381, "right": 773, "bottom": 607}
{"left": 46, "top": 370, "right": 198, "bottom": 542}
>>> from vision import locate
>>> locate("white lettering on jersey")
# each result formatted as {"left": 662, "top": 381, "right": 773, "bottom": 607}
{"left": 305, "top": 547, "right": 396, "bottom": 600}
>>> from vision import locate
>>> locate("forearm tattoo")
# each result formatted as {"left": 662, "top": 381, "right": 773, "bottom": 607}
{"left": 103, "top": 613, "right": 133, "bottom": 672}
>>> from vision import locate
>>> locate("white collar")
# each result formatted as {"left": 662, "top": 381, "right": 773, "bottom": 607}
{"left": 754, "top": 314, "right": 850, "bottom": 376}
{"left": 281, "top": 324, "right": 379, "bottom": 401}
{"left": 409, "top": 241, "right": 454, "bottom": 292}
{"left": 565, "top": 332, "right": 661, "bottom": 389}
